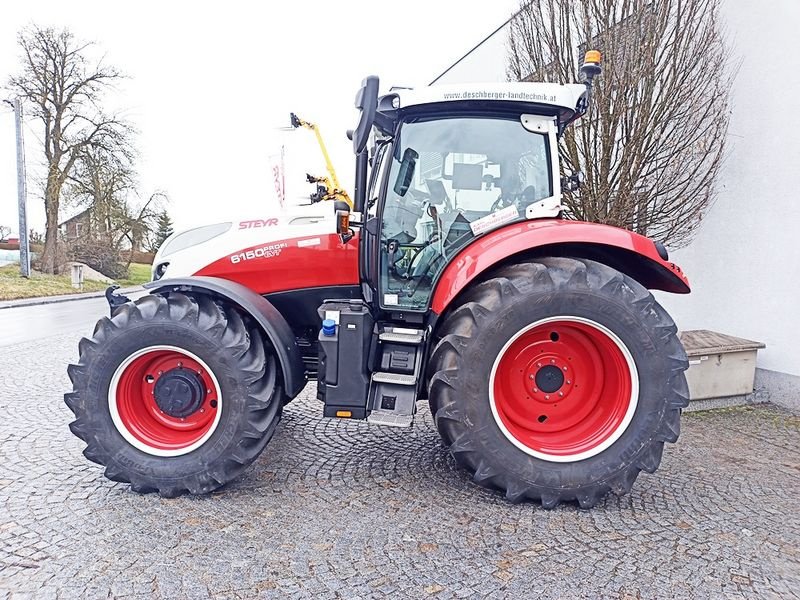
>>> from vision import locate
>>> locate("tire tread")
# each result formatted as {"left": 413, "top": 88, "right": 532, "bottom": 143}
{"left": 65, "top": 292, "right": 284, "bottom": 498}
{"left": 427, "top": 257, "right": 688, "bottom": 508}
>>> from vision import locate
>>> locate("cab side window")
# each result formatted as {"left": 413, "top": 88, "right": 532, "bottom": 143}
{"left": 378, "top": 117, "right": 552, "bottom": 311}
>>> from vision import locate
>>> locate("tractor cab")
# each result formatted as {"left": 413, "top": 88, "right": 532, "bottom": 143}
{"left": 347, "top": 69, "right": 598, "bottom": 315}
{"left": 368, "top": 93, "right": 566, "bottom": 311}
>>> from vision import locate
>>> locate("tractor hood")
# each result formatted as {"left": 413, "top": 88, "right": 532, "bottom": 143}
{"left": 151, "top": 204, "right": 360, "bottom": 295}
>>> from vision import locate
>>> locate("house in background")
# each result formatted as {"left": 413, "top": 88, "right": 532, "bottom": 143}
{"left": 59, "top": 208, "right": 92, "bottom": 241}
{"left": 431, "top": 0, "right": 800, "bottom": 406}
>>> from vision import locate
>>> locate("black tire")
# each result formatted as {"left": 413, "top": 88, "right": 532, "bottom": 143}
{"left": 65, "top": 292, "right": 283, "bottom": 497}
{"left": 428, "top": 257, "right": 689, "bottom": 508}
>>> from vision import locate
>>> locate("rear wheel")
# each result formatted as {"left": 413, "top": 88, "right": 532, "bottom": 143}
{"left": 428, "top": 257, "right": 689, "bottom": 508}
{"left": 65, "top": 292, "right": 284, "bottom": 497}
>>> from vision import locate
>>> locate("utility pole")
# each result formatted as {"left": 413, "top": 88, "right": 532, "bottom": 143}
{"left": 5, "top": 98, "right": 30, "bottom": 277}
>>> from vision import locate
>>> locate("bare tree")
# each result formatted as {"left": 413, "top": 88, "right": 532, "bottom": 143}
{"left": 508, "top": 0, "right": 731, "bottom": 247}
{"left": 65, "top": 142, "right": 163, "bottom": 273}
{"left": 123, "top": 192, "right": 165, "bottom": 261}
{"left": 7, "top": 25, "right": 128, "bottom": 272}
{"left": 64, "top": 135, "right": 136, "bottom": 244}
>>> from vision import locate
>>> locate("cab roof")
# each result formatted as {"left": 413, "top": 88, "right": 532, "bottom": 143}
{"left": 375, "top": 82, "right": 587, "bottom": 134}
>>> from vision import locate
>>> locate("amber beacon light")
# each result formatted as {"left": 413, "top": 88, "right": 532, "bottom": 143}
{"left": 584, "top": 50, "right": 602, "bottom": 65}
{"left": 580, "top": 50, "right": 603, "bottom": 91}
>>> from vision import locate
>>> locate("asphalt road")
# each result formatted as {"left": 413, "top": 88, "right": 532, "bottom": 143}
{"left": 0, "top": 296, "right": 799, "bottom": 599}
{"left": 0, "top": 297, "right": 110, "bottom": 348}
{"left": 0, "top": 290, "right": 147, "bottom": 348}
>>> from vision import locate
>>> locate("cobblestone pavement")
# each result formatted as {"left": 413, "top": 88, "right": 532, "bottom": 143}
{"left": 1, "top": 328, "right": 799, "bottom": 599}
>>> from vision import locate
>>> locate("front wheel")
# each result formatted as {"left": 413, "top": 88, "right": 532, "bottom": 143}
{"left": 65, "top": 293, "right": 284, "bottom": 497}
{"left": 428, "top": 257, "right": 689, "bottom": 508}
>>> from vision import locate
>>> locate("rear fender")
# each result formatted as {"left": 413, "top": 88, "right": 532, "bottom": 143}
{"left": 144, "top": 276, "right": 306, "bottom": 398}
{"left": 430, "top": 220, "right": 690, "bottom": 315}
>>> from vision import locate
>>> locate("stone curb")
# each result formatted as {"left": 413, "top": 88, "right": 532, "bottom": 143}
{"left": 0, "top": 286, "right": 143, "bottom": 310}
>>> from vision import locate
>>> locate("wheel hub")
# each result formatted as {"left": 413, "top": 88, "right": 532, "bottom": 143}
{"left": 153, "top": 368, "right": 206, "bottom": 418}
{"left": 534, "top": 364, "right": 564, "bottom": 394}
{"left": 525, "top": 355, "right": 574, "bottom": 403}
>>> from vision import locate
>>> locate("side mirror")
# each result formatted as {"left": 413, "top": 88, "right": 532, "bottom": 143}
{"left": 393, "top": 148, "right": 419, "bottom": 197}
{"left": 561, "top": 171, "right": 585, "bottom": 192}
{"left": 352, "top": 76, "right": 380, "bottom": 154}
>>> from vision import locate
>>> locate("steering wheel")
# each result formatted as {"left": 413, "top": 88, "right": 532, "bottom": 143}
{"left": 490, "top": 194, "right": 513, "bottom": 212}
{"left": 490, "top": 185, "right": 537, "bottom": 213}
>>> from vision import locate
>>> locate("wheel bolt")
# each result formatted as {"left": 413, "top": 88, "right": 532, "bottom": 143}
{"left": 177, "top": 362, "right": 183, "bottom": 368}
{"left": 537, "top": 362, "right": 543, "bottom": 368}
{"left": 529, "top": 374, "right": 534, "bottom": 380}
{"left": 545, "top": 395, "right": 550, "bottom": 400}
{"left": 563, "top": 366, "right": 568, "bottom": 371}
{"left": 559, "top": 392, "right": 564, "bottom": 397}
{"left": 567, "top": 380, "right": 571, "bottom": 384}
{"left": 550, "top": 359, "right": 556, "bottom": 364}
{"left": 533, "top": 388, "right": 539, "bottom": 393}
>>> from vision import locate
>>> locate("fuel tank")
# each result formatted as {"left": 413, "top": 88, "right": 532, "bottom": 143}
{"left": 151, "top": 205, "right": 359, "bottom": 295}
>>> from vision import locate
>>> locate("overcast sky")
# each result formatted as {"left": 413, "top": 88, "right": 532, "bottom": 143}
{"left": 0, "top": 1, "right": 519, "bottom": 234}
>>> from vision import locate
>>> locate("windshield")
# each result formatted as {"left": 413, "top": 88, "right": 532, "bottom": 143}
{"left": 379, "top": 116, "right": 553, "bottom": 310}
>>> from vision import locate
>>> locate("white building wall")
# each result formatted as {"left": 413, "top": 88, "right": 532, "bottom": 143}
{"left": 434, "top": 1, "right": 800, "bottom": 376}
{"left": 656, "top": 0, "right": 800, "bottom": 376}
{"left": 431, "top": 22, "right": 512, "bottom": 85}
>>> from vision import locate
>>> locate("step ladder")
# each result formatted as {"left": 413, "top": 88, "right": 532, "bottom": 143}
{"left": 367, "top": 326, "right": 426, "bottom": 428}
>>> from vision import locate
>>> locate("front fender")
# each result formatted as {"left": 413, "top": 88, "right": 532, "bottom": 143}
{"left": 144, "top": 276, "right": 306, "bottom": 398}
{"left": 430, "top": 220, "right": 690, "bottom": 315}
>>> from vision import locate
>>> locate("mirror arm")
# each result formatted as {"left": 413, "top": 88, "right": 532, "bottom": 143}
{"left": 353, "top": 151, "right": 369, "bottom": 213}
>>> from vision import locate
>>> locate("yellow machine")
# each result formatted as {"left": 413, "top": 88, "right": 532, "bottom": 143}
{"left": 290, "top": 113, "right": 353, "bottom": 209}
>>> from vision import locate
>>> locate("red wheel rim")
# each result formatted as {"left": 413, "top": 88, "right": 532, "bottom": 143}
{"left": 109, "top": 346, "right": 222, "bottom": 456}
{"left": 490, "top": 317, "right": 638, "bottom": 462}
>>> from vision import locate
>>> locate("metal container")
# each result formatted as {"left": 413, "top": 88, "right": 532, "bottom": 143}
{"left": 679, "top": 330, "right": 765, "bottom": 400}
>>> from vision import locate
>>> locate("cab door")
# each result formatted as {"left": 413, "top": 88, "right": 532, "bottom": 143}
{"left": 359, "top": 140, "right": 393, "bottom": 306}
{"left": 375, "top": 115, "right": 556, "bottom": 314}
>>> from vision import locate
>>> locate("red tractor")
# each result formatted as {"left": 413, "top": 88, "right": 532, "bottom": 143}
{"left": 66, "top": 53, "right": 690, "bottom": 508}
